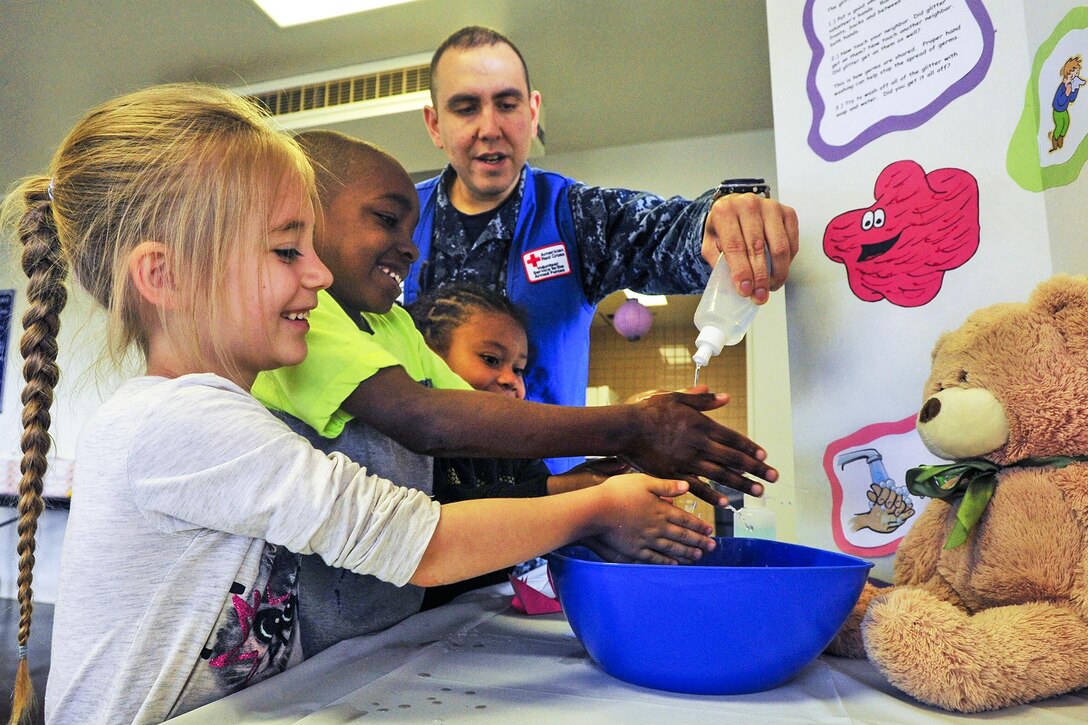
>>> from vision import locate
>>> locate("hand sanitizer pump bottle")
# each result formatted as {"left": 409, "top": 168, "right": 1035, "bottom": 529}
{"left": 734, "top": 494, "right": 777, "bottom": 540}
{"left": 691, "top": 252, "right": 761, "bottom": 369}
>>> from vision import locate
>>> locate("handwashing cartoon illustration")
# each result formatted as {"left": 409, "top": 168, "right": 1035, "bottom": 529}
{"left": 824, "top": 415, "right": 936, "bottom": 557}
{"left": 836, "top": 448, "right": 915, "bottom": 534}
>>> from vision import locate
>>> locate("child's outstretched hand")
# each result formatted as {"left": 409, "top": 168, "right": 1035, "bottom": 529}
{"left": 623, "top": 386, "right": 776, "bottom": 499}
{"left": 547, "top": 456, "right": 630, "bottom": 495}
{"left": 589, "top": 473, "right": 716, "bottom": 565}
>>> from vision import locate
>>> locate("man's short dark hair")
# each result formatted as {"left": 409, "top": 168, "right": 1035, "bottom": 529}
{"left": 430, "top": 25, "right": 532, "bottom": 104}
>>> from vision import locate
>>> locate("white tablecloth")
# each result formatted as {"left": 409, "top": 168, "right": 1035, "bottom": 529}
{"left": 173, "top": 572, "right": 1088, "bottom": 724}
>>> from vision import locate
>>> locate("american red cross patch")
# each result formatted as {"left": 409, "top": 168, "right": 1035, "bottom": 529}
{"left": 521, "top": 243, "right": 572, "bottom": 283}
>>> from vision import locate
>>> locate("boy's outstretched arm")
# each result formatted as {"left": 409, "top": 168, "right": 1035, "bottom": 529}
{"left": 546, "top": 457, "right": 630, "bottom": 495}
{"left": 348, "top": 366, "right": 776, "bottom": 498}
{"left": 409, "top": 474, "right": 714, "bottom": 586}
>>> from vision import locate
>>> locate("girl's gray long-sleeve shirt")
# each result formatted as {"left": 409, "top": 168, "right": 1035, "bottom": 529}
{"left": 45, "top": 373, "right": 439, "bottom": 724}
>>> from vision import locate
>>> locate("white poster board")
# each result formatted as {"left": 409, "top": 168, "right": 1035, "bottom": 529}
{"left": 766, "top": 0, "right": 1085, "bottom": 580}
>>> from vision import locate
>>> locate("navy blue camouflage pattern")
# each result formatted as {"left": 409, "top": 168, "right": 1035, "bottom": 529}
{"left": 422, "top": 165, "right": 715, "bottom": 305}
{"left": 421, "top": 166, "right": 521, "bottom": 293}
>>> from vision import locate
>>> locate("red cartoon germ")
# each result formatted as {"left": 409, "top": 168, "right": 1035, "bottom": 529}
{"left": 823, "top": 160, "right": 980, "bottom": 307}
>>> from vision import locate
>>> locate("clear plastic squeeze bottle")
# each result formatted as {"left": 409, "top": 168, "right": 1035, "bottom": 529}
{"left": 733, "top": 494, "right": 777, "bottom": 539}
{"left": 691, "top": 251, "right": 763, "bottom": 370}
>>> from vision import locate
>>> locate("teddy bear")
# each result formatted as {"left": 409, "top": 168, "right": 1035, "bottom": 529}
{"left": 826, "top": 274, "right": 1088, "bottom": 712}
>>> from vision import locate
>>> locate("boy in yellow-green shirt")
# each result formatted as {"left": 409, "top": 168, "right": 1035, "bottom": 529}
{"left": 252, "top": 130, "right": 774, "bottom": 655}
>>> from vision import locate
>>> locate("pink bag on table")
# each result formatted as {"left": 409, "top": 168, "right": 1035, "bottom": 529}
{"left": 508, "top": 567, "right": 562, "bottom": 615}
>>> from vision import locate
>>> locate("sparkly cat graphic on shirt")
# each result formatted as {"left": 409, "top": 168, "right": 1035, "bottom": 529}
{"left": 202, "top": 543, "right": 301, "bottom": 690}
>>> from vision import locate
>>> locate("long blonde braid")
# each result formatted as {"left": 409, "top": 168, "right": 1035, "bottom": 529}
{"left": 8, "top": 180, "right": 68, "bottom": 724}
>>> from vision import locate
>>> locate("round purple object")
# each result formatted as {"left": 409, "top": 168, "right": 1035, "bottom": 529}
{"left": 612, "top": 299, "right": 653, "bottom": 341}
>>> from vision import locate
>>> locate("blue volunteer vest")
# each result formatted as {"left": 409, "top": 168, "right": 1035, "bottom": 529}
{"left": 407, "top": 167, "right": 594, "bottom": 474}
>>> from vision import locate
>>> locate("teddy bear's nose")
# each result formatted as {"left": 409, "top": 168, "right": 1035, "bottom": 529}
{"left": 919, "top": 397, "right": 941, "bottom": 423}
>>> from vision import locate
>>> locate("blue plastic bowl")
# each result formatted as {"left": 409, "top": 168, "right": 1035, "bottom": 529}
{"left": 546, "top": 537, "right": 872, "bottom": 695}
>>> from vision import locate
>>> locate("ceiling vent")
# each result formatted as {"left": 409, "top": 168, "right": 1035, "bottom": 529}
{"left": 233, "top": 52, "right": 434, "bottom": 130}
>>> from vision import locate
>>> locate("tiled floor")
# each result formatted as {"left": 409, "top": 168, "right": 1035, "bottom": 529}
{"left": 0, "top": 599, "right": 51, "bottom": 725}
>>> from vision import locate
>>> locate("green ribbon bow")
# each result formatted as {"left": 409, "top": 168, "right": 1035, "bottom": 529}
{"left": 905, "top": 455, "right": 1088, "bottom": 549}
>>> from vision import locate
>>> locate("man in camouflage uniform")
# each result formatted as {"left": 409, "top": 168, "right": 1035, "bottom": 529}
{"left": 404, "top": 26, "right": 799, "bottom": 473}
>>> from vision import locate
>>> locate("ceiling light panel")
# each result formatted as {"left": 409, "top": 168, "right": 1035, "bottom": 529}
{"left": 253, "top": 0, "right": 418, "bottom": 27}
{"left": 623, "top": 289, "right": 668, "bottom": 307}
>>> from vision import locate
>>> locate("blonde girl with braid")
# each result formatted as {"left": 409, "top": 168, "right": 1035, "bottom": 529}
{"left": 4, "top": 83, "right": 718, "bottom": 724}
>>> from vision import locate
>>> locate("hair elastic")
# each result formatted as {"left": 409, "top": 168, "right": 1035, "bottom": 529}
{"left": 46, "top": 178, "right": 55, "bottom": 202}
{"left": 17, "top": 644, "right": 28, "bottom": 659}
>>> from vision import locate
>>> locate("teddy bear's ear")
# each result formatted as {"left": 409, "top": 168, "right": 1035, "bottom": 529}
{"left": 1029, "top": 274, "right": 1088, "bottom": 354}
{"left": 929, "top": 331, "right": 952, "bottom": 362}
